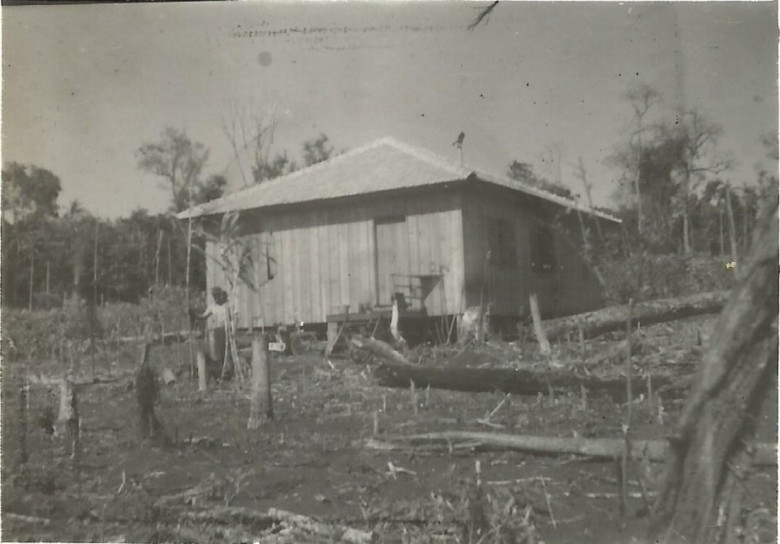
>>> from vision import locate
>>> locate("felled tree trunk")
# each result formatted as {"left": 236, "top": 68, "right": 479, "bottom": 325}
{"left": 247, "top": 333, "right": 273, "bottom": 429}
{"left": 539, "top": 291, "right": 730, "bottom": 341}
{"left": 373, "top": 358, "right": 669, "bottom": 401}
{"left": 355, "top": 336, "right": 671, "bottom": 401}
{"left": 651, "top": 200, "right": 778, "bottom": 543}
{"left": 360, "top": 432, "right": 776, "bottom": 466}
{"left": 351, "top": 337, "right": 410, "bottom": 366}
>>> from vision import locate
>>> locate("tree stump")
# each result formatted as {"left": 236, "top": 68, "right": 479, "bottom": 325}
{"left": 136, "top": 342, "right": 164, "bottom": 442}
{"left": 247, "top": 333, "right": 273, "bottom": 429}
{"left": 197, "top": 347, "right": 207, "bottom": 392}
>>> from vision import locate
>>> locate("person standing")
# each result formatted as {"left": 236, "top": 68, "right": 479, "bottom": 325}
{"left": 194, "top": 287, "right": 230, "bottom": 378}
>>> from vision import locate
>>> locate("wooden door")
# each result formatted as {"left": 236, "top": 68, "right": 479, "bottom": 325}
{"left": 374, "top": 217, "right": 409, "bottom": 306}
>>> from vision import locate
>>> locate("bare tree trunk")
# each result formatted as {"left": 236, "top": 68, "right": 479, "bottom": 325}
{"left": 167, "top": 235, "right": 172, "bottom": 286}
{"left": 682, "top": 169, "right": 692, "bottom": 254}
{"left": 719, "top": 210, "right": 724, "bottom": 256}
{"left": 28, "top": 251, "right": 34, "bottom": 311}
{"left": 682, "top": 211, "right": 691, "bottom": 255}
{"left": 574, "top": 208, "right": 590, "bottom": 257}
{"left": 725, "top": 187, "right": 738, "bottom": 264}
{"left": 93, "top": 220, "right": 99, "bottom": 303}
{"left": 18, "top": 369, "right": 28, "bottom": 465}
{"left": 742, "top": 195, "right": 749, "bottom": 252}
{"left": 186, "top": 213, "right": 194, "bottom": 378}
{"left": 651, "top": 199, "right": 778, "bottom": 543}
{"left": 529, "top": 294, "right": 551, "bottom": 356}
{"left": 247, "top": 333, "right": 273, "bottom": 429}
{"left": 575, "top": 157, "right": 604, "bottom": 244}
{"left": 155, "top": 228, "right": 163, "bottom": 287}
{"left": 46, "top": 260, "right": 50, "bottom": 295}
{"left": 634, "top": 158, "right": 643, "bottom": 235}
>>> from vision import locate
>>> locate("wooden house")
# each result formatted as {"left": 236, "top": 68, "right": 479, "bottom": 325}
{"left": 178, "top": 138, "right": 619, "bottom": 338}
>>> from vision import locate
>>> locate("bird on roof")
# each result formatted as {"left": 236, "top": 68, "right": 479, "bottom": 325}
{"left": 452, "top": 132, "right": 465, "bottom": 148}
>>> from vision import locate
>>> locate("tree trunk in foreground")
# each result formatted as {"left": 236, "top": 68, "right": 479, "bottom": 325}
{"left": 540, "top": 291, "right": 729, "bottom": 341}
{"left": 651, "top": 200, "right": 778, "bottom": 544}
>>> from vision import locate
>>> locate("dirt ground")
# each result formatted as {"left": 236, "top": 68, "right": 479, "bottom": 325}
{"left": 2, "top": 314, "right": 776, "bottom": 543}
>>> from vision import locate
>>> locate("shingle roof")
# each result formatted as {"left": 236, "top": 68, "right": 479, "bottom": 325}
{"left": 177, "top": 137, "right": 620, "bottom": 223}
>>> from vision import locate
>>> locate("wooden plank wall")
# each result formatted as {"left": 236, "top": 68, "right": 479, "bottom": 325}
{"left": 223, "top": 190, "right": 465, "bottom": 328}
{"left": 461, "top": 187, "right": 604, "bottom": 319}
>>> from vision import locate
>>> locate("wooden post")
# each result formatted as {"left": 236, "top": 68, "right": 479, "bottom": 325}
{"left": 373, "top": 411, "right": 381, "bottom": 436}
{"left": 390, "top": 298, "right": 401, "bottom": 343}
{"left": 197, "top": 347, "right": 207, "bottom": 392}
{"left": 326, "top": 321, "right": 338, "bottom": 357}
{"left": 529, "top": 294, "right": 551, "bottom": 356}
{"left": 248, "top": 333, "right": 273, "bottom": 429}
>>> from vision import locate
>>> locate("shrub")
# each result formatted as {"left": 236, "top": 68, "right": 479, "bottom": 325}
{"left": 600, "top": 252, "right": 737, "bottom": 305}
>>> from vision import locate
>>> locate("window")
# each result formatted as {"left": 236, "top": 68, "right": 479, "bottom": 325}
{"left": 487, "top": 217, "right": 516, "bottom": 268}
{"left": 530, "top": 221, "right": 556, "bottom": 273}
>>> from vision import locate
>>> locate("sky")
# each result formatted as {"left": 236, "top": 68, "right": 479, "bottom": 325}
{"left": 2, "top": 1, "right": 777, "bottom": 219}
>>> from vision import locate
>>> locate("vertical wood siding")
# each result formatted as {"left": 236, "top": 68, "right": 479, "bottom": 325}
{"left": 227, "top": 189, "right": 465, "bottom": 328}
{"left": 461, "top": 187, "right": 604, "bottom": 320}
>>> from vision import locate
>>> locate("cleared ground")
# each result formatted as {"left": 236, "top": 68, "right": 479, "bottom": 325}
{"left": 2, "top": 314, "right": 776, "bottom": 543}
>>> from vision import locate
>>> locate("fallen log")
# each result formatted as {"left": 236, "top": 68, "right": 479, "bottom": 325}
{"left": 356, "top": 335, "right": 673, "bottom": 400}
{"left": 360, "top": 432, "right": 777, "bottom": 466}
{"left": 268, "top": 508, "right": 376, "bottom": 544}
{"left": 374, "top": 359, "right": 672, "bottom": 401}
{"left": 180, "top": 506, "right": 375, "bottom": 544}
{"left": 350, "top": 337, "right": 411, "bottom": 366}
{"left": 116, "top": 329, "right": 191, "bottom": 346}
{"left": 539, "top": 291, "right": 729, "bottom": 341}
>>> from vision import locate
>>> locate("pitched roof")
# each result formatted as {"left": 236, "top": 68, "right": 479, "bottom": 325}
{"left": 177, "top": 137, "right": 620, "bottom": 222}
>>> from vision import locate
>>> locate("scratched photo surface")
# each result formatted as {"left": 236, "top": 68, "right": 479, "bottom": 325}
{"left": 1, "top": 2, "right": 777, "bottom": 543}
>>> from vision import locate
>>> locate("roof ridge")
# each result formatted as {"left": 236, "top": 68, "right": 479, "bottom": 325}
{"left": 374, "top": 137, "right": 471, "bottom": 177}
{"left": 177, "top": 137, "right": 620, "bottom": 223}
{"left": 222, "top": 136, "right": 466, "bottom": 199}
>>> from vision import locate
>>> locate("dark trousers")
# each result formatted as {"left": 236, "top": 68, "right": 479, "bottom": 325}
{"left": 208, "top": 327, "right": 231, "bottom": 377}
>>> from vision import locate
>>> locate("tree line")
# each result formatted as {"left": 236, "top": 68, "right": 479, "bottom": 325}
{"left": 3, "top": 83, "right": 776, "bottom": 310}
{"left": 505, "top": 84, "right": 777, "bottom": 264}
{"left": 1, "top": 130, "right": 334, "bottom": 309}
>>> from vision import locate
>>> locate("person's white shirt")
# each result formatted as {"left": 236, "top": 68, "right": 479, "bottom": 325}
{"left": 206, "top": 303, "right": 227, "bottom": 329}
